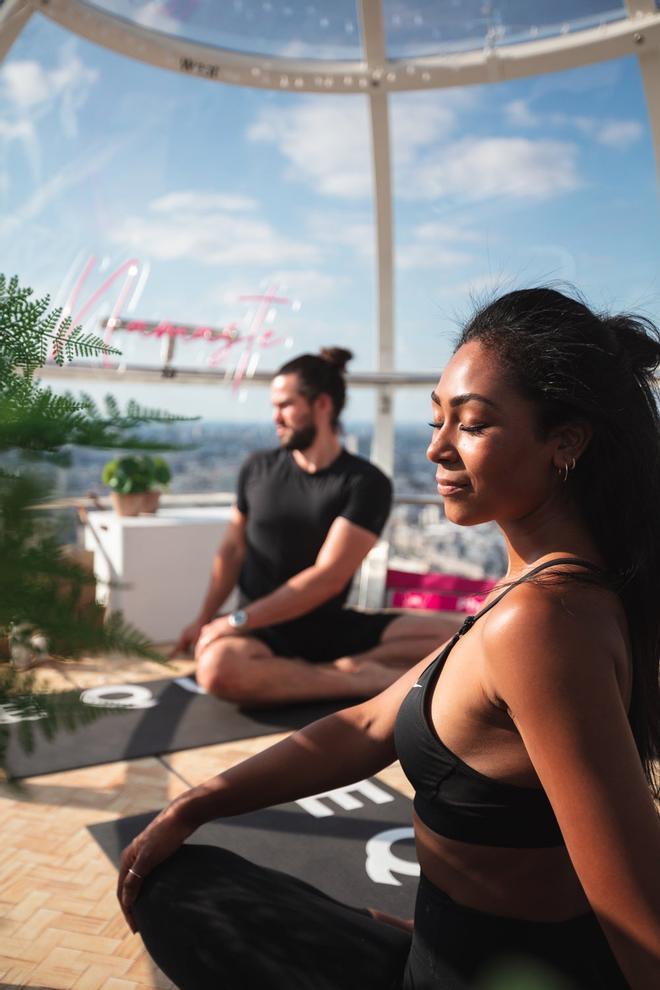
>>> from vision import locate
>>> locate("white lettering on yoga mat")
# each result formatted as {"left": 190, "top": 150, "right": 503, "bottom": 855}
{"left": 296, "top": 779, "right": 394, "bottom": 818}
{"left": 365, "top": 827, "right": 419, "bottom": 886}
{"left": 80, "top": 684, "right": 157, "bottom": 709}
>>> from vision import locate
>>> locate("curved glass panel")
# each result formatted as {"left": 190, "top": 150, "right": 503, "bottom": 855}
{"left": 391, "top": 55, "right": 659, "bottom": 375}
{"left": 86, "top": 0, "right": 363, "bottom": 59}
{"left": 0, "top": 13, "right": 376, "bottom": 442}
{"left": 384, "top": 1, "right": 627, "bottom": 57}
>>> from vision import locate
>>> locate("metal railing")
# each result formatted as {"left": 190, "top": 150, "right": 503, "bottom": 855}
{"left": 35, "top": 490, "right": 443, "bottom": 512}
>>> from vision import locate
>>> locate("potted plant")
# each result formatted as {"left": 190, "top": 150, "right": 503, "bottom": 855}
{"left": 142, "top": 455, "right": 172, "bottom": 513}
{"left": 101, "top": 454, "right": 172, "bottom": 515}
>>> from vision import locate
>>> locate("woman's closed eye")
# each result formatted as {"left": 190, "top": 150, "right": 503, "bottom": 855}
{"left": 427, "top": 421, "right": 488, "bottom": 435}
{"left": 460, "top": 423, "right": 488, "bottom": 435}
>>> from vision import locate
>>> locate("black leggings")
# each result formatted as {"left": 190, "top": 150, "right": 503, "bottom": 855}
{"left": 134, "top": 846, "right": 627, "bottom": 989}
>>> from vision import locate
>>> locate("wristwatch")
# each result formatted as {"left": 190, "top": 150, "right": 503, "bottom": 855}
{"left": 227, "top": 609, "right": 249, "bottom": 630}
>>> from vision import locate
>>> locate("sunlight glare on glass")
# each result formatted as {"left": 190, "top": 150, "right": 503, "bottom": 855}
{"left": 85, "top": 0, "right": 363, "bottom": 59}
{"left": 384, "top": 1, "right": 627, "bottom": 57}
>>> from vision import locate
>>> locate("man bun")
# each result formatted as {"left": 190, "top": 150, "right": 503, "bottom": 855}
{"left": 319, "top": 347, "right": 353, "bottom": 373}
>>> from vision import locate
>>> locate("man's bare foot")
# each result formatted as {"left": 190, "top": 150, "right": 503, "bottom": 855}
{"left": 332, "top": 657, "right": 401, "bottom": 691}
{"left": 333, "top": 656, "right": 362, "bottom": 673}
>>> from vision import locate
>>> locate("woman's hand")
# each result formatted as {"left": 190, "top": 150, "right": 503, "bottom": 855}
{"left": 117, "top": 805, "right": 196, "bottom": 933}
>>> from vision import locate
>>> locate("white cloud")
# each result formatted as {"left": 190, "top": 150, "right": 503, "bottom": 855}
{"left": 309, "top": 213, "right": 374, "bottom": 259}
{"left": 409, "top": 138, "right": 580, "bottom": 201}
{"left": 248, "top": 93, "right": 579, "bottom": 205}
{"left": 133, "top": 1, "right": 181, "bottom": 34}
{"left": 151, "top": 191, "right": 258, "bottom": 213}
{"left": 0, "top": 45, "right": 98, "bottom": 141}
{"left": 1, "top": 62, "right": 50, "bottom": 110}
{"left": 504, "top": 100, "right": 643, "bottom": 151}
{"left": 390, "top": 93, "right": 466, "bottom": 169}
{"left": 247, "top": 92, "right": 469, "bottom": 200}
{"left": 207, "top": 269, "right": 341, "bottom": 306}
{"left": 504, "top": 100, "right": 538, "bottom": 127}
{"left": 397, "top": 243, "right": 473, "bottom": 270}
{"left": 397, "top": 221, "right": 482, "bottom": 271}
{"left": 596, "top": 120, "right": 643, "bottom": 149}
{"left": 0, "top": 141, "right": 123, "bottom": 239}
{"left": 411, "top": 222, "right": 482, "bottom": 244}
{"left": 1, "top": 51, "right": 97, "bottom": 114}
{"left": 0, "top": 119, "right": 34, "bottom": 140}
{"left": 267, "top": 269, "right": 341, "bottom": 300}
{"left": 248, "top": 98, "right": 372, "bottom": 198}
{"left": 109, "top": 192, "right": 318, "bottom": 266}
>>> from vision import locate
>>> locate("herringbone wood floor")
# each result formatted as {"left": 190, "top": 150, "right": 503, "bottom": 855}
{"left": 0, "top": 655, "right": 411, "bottom": 990}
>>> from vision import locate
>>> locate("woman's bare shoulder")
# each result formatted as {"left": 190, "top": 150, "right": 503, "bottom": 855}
{"left": 479, "top": 572, "right": 628, "bottom": 705}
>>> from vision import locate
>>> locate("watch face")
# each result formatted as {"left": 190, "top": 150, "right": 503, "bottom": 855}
{"left": 229, "top": 609, "right": 247, "bottom": 628}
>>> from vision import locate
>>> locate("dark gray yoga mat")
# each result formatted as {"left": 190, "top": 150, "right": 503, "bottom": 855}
{"left": 3, "top": 676, "right": 347, "bottom": 778}
{"left": 89, "top": 777, "right": 418, "bottom": 917}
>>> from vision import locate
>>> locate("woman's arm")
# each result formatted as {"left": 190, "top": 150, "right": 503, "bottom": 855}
{"left": 483, "top": 586, "right": 660, "bottom": 989}
{"left": 117, "top": 647, "right": 439, "bottom": 930}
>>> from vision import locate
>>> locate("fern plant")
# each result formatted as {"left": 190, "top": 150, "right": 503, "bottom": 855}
{"left": 0, "top": 274, "right": 195, "bottom": 778}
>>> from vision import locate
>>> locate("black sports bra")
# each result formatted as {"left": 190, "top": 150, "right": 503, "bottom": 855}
{"left": 394, "top": 557, "right": 604, "bottom": 849}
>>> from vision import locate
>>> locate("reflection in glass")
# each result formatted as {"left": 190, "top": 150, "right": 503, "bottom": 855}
{"left": 86, "top": 0, "right": 363, "bottom": 60}
{"left": 384, "top": 1, "right": 627, "bottom": 57}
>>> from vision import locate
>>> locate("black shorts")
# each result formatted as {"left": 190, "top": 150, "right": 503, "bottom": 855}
{"left": 246, "top": 607, "right": 400, "bottom": 663}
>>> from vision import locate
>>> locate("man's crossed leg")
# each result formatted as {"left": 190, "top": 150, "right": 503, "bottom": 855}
{"left": 195, "top": 611, "right": 461, "bottom": 706}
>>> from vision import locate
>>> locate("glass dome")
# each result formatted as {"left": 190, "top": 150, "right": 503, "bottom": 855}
{"left": 0, "top": 0, "right": 659, "bottom": 468}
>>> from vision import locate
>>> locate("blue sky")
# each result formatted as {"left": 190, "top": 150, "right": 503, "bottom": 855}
{"left": 1, "top": 7, "right": 659, "bottom": 424}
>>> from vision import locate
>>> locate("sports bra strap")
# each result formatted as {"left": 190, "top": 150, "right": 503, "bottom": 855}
{"left": 455, "top": 557, "right": 603, "bottom": 638}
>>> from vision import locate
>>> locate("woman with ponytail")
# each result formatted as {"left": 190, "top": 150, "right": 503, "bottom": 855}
{"left": 119, "top": 287, "right": 660, "bottom": 989}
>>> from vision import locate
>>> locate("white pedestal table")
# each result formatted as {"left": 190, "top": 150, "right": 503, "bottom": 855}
{"left": 84, "top": 507, "right": 234, "bottom": 643}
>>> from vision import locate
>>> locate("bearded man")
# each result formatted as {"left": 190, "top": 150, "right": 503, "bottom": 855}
{"left": 173, "top": 348, "right": 459, "bottom": 705}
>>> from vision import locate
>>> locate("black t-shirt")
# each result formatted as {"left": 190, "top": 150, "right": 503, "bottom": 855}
{"left": 236, "top": 447, "right": 392, "bottom": 615}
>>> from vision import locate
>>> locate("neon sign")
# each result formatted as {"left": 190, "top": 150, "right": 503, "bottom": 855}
{"left": 54, "top": 256, "right": 297, "bottom": 389}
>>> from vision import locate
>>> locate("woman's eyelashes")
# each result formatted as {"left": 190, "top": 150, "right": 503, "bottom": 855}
{"left": 427, "top": 421, "right": 488, "bottom": 435}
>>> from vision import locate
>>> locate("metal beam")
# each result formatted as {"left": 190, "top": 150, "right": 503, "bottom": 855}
{"left": 637, "top": 42, "right": 660, "bottom": 179}
{"left": 32, "top": 1, "right": 660, "bottom": 93}
{"left": 37, "top": 362, "right": 439, "bottom": 388}
{"left": 359, "top": 0, "right": 395, "bottom": 476}
{"left": 0, "top": 0, "right": 33, "bottom": 62}
{"left": 627, "top": 1, "right": 660, "bottom": 179}
{"left": 626, "top": 1, "right": 657, "bottom": 14}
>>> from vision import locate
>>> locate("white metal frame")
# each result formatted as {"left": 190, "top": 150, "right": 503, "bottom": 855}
{"left": 4, "top": 0, "right": 660, "bottom": 472}
{"left": 8, "top": 1, "right": 660, "bottom": 95}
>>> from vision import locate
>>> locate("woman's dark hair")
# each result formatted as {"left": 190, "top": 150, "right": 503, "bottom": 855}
{"left": 457, "top": 287, "right": 660, "bottom": 795}
{"left": 276, "top": 347, "right": 353, "bottom": 430}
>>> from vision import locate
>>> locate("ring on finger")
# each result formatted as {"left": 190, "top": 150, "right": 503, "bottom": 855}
{"left": 128, "top": 866, "right": 144, "bottom": 880}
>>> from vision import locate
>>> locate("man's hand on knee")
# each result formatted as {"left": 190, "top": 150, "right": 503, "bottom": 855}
{"left": 195, "top": 615, "right": 238, "bottom": 659}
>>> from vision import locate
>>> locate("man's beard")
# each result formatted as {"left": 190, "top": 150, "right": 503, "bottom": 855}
{"left": 281, "top": 422, "right": 317, "bottom": 451}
